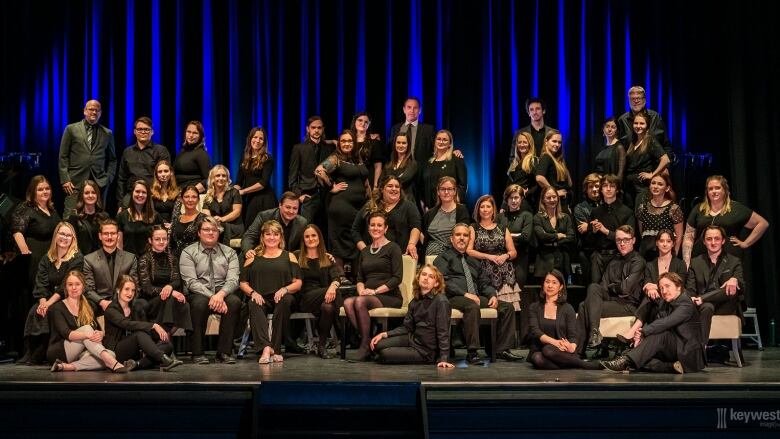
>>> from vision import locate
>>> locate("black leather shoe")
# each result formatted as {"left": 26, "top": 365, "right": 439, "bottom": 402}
{"left": 193, "top": 355, "right": 210, "bottom": 365}
{"left": 587, "top": 329, "right": 603, "bottom": 349}
{"left": 160, "top": 354, "right": 184, "bottom": 371}
{"left": 216, "top": 353, "right": 236, "bottom": 364}
{"left": 317, "top": 345, "right": 332, "bottom": 360}
{"left": 496, "top": 350, "right": 524, "bottom": 361}
{"left": 467, "top": 351, "right": 483, "bottom": 365}
{"left": 600, "top": 355, "right": 632, "bottom": 372}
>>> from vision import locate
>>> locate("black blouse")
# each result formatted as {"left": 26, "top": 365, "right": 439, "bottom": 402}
{"left": 173, "top": 144, "right": 210, "bottom": 190}
{"left": 68, "top": 212, "right": 108, "bottom": 256}
{"left": 686, "top": 201, "right": 754, "bottom": 259}
{"left": 240, "top": 251, "right": 300, "bottom": 298}
{"left": 138, "top": 250, "right": 182, "bottom": 299}
{"left": 295, "top": 252, "right": 345, "bottom": 293}
{"left": 351, "top": 200, "right": 421, "bottom": 251}
{"left": 356, "top": 242, "right": 403, "bottom": 300}
{"left": 171, "top": 213, "right": 205, "bottom": 256}
{"left": 46, "top": 300, "right": 98, "bottom": 363}
{"left": 117, "top": 210, "right": 163, "bottom": 256}
{"left": 33, "top": 254, "right": 84, "bottom": 300}
{"left": 204, "top": 188, "right": 243, "bottom": 225}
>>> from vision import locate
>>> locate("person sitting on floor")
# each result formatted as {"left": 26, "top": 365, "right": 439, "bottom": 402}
{"left": 370, "top": 264, "right": 454, "bottom": 368}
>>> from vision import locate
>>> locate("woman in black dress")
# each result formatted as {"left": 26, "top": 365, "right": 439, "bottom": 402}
{"left": 103, "top": 275, "right": 183, "bottom": 371}
{"left": 381, "top": 132, "right": 418, "bottom": 205}
{"left": 506, "top": 131, "right": 539, "bottom": 209}
{"left": 235, "top": 126, "right": 276, "bottom": 226}
{"left": 137, "top": 225, "right": 192, "bottom": 333}
{"left": 170, "top": 186, "right": 206, "bottom": 256}
{"left": 173, "top": 120, "right": 210, "bottom": 193}
{"left": 21, "top": 222, "right": 83, "bottom": 365}
{"left": 370, "top": 264, "right": 454, "bottom": 367}
{"left": 534, "top": 129, "right": 573, "bottom": 213}
{"left": 623, "top": 112, "right": 670, "bottom": 209}
{"left": 350, "top": 112, "right": 383, "bottom": 189}
{"left": 117, "top": 180, "right": 163, "bottom": 255}
{"left": 296, "top": 224, "right": 345, "bottom": 359}
{"left": 203, "top": 164, "right": 244, "bottom": 244}
{"left": 352, "top": 175, "right": 422, "bottom": 261}
{"left": 11, "top": 175, "right": 61, "bottom": 286}
{"left": 239, "top": 220, "right": 302, "bottom": 363}
{"left": 150, "top": 160, "right": 181, "bottom": 226}
{"left": 636, "top": 174, "right": 684, "bottom": 260}
{"left": 316, "top": 129, "right": 370, "bottom": 270}
{"left": 593, "top": 117, "right": 626, "bottom": 181}
{"left": 532, "top": 186, "right": 575, "bottom": 280}
{"left": 682, "top": 175, "right": 769, "bottom": 267}
{"left": 498, "top": 184, "right": 534, "bottom": 286}
{"left": 343, "top": 212, "right": 403, "bottom": 361}
{"left": 527, "top": 270, "right": 601, "bottom": 370}
{"left": 421, "top": 176, "right": 471, "bottom": 257}
{"left": 421, "top": 130, "right": 468, "bottom": 211}
{"left": 48, "top": 271, "right": 135, "bottom": 372}
{"left": 67, "top": 179, "right": 109, "bottom": 256}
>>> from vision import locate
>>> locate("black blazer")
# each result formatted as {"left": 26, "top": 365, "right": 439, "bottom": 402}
{"left": 58, "top": 120, "right": 117, "bottom": 188}
{"left": 526, "top": 301, "right": 578, "bottom": 353}
{"left": 103, "top": 300, "right": 154, "bottom": 351}
{"left": 83, "top": 249, "right": 139, "bottom": 305}
{"left": 242, "top": 207, "right": 309, "bottom": 253}
{"left": 644, "top": 256, "right": 688, "bottom": 285}
{"left": 686, "top": 252, "right": 744, "bottom": 314}
{"left": 641, "top": 291, "right": 705, "bottom": 372}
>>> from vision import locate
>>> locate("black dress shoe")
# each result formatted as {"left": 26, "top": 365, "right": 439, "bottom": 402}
{"left": 317, "top": 345, "right": 332, "bottom": 360}
{"left": 467, "top": 351, "right": 483, "bottom": 365}
{"left": 160, "top": 354, "right": 184, "bottom": 371}
{"left": 496, "top": 350, "right": 524, "bottom": 361}
{"left": 216, "top": 353, "right": 236, "bottom": 364}
{"left": 112, "top": 359, "right": 137, "bottom": 373}
{"left": 587, "top": 329, "right": 603, "bottom": 349}
{"left": 600, "top": 355, "right": 633, "bottom": 372}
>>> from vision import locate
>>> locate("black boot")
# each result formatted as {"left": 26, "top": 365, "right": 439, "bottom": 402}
{"left": 160, "top": 354, "right": 184, "bottom": 371}
{"left": 600, "top": 355, "right": 633, "bottom": 372}
{"left": 587, "top": 329, "right": 603, "bottom": 349}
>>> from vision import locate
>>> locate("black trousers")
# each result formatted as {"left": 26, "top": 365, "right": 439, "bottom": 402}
{"left": 590, "top": 251, "right": 618, "bottom": 285}
{"left": 298, "top": 288, "right": 341, "bottom": 346}
{"left": 189, "top": 293, "right": 242, "bottom": 356}
{"left": 449, "top": 296, "right": 515, "bottom": 353}
{"left": 626, "top": 330, "right": 679, "bottom": 373}
{"left": 576, "top": 284, "right": 636, "bottom": 354}
{"left": 375, "top": 334, "right": 430, "bottom": 364}
{"left": 698, "top": 290, "right": 740, "bottom": 344}
{"left": 114, "top": 331, "right": 173, "bottom": 367}
{"left": 248, "top": 293, "right": 296, "bottom": 352}
{"left": 137, "top": 296, "right": 193, "bottom": 331}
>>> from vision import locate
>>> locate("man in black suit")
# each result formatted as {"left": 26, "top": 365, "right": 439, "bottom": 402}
{"left": 58, "top": 100, "right": 117, "bottom": 217}
{"left": 511, "top": 97, "right": 556, "bottom": 162}
{"left": 388, "top": 97, "right": 435, "bottom": 166}
{"left": 241, "top": 191, "right": 308, "bottom": 253}
{"left": 288, "top": 116, "right": 333, "bottom": 225}
{"left": 434, "top": 223, "right": 521, "bottom": 364}
{"left": 601, "top": 272, "right": 705, "bottom": 373}
{"left": 83, "top": 219, "right": 138, "bottom": 314}
{"left": 686, "top": 225, "right": 744, "bottom": 344}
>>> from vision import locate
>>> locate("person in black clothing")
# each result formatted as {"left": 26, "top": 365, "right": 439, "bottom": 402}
{"left": 623, "top": 112, "right": 670, "bottom": 209}
{"left": 350, "top": 111, "right": 383, "bottom": 189}
{"left": 420, "top": 130, "right": 468, "bottom": 211}
{"left": 236, "top": 126, "right": 277, "bottom": 226}
{"left": 343, "top": 212, "right": 403, "bottom": 361}
{"left": 498, "top": 185, "right": 534, "bottom": 286}
{"left": 371, "top": 264, "right": 454, "bottom": 367}
{"left": 117, "top": 180, "right": 163, "bottom": 256}
{"left": 512, "top": 97, "right": 556, "bottom": 164}
{"left": 242, "top": 192, "right": 308, "bottom": 255}
{"left": 103, "top": 275, "right": 183, "bottom": 371}
{"left": 433, "top": 223, "right": 521, "bottom": 364}
{"left": 116, "top": 116, "right": 171, "bottom": 207}
{"left": 617, "top": 86, "right": 674, "bottom": 160}
{"left": 577, "top": 225, "right": 645, "bottom": 355}
{"left": 170, "top": 186, "right": 206, "bottom": 257}
{"left": 421, "top": 177, "right": 471, "bottom": 257}
{"left": 380, "top": 132, "right": 418, "bottom": 204}
{"left": 150, "top": 160, "right": 181, "bottom": 226}
{"left": 202, "top": 165, "right": 244, "bottom": 245}
{"left": 593, "top": 117, "right": 625, "bottom": 181}
{"left": 528, "top": 270, "right": 602, "bottom": 370}
{"left": 589, "top": 174, "right": 636, "bottom": 283}
{"left": 534, "top": 129, "right": 573, "bottom": 212}
{"left": 506, "top": 131, "right": 539, "bottom": 210}
{"left": 173, "top": 120, "right": 210, "bottom": 193}
{"left": 289, "top": 116, "right": 333, "bottom": 224}
{"left": 573, "top": 173, "right": 602, "bottom": 285}
{"left": 532, "top": 186, "right": 575, "bottom": 280}
{"left": 602, "top": 272, "right": 705, "bottom": 373}
{"left": 67, "top": 179, "right": 109, "bottom": 256}
{"left": 295, "top": 224, "right": 345, "bottom": 359}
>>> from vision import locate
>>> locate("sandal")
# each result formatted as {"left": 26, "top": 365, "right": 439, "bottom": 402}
{"left": 50, "top": 359, "right": 64, "bottom": 372}
{"left": 272, "top": 354, "right": 284, "bottom": 363}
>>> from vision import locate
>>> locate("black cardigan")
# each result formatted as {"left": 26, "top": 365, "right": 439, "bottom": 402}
{"left": 103, "top": 300, "right": 155, "bottom": 351}
{"left": 526, "top": 301, "right": 578, "bottom": 354}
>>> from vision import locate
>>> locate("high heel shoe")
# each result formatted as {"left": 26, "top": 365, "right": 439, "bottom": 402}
{"left": 159, "top": 354, "right": 183, "bottom": 372}
{"left": 50, "top": 359, "right": 64, "bottom": 372}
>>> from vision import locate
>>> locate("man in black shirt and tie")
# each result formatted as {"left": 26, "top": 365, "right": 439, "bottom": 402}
{"left": 434, "top": 223, "right": 521, "bottom": 364}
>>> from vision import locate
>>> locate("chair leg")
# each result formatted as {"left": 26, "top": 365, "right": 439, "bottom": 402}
{"left": 340, "top": 316, "right": 348, "bottom": 360}
{"left": 732, "top": 338, "right": 743, "bottom": 368}
{"left": 304, "top": 318, "right": 315, "bottom": 352}
{"left": 754, "top": 317, "right": 764, "bottom": 350}
{"left": 490, "top": 320, "right": 497, "bottom": 363}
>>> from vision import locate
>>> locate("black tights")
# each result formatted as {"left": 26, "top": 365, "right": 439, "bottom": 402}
{"left": 343, "top": 295, "right": 383, "bottom": 351}
{"left": 529, "top": 344, "right": 593, "bottom": 370}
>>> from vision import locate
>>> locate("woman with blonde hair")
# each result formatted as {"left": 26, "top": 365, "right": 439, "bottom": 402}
{"left": 203, "top": 164, "right": 244, "bottom": 244}
{"left": 370, "top": 264, "right": 453, "bottom": 367}
{"left": 507, "top": 131, "right": 539, "bottom": 207}
{"left": 532, "top": 186, "right": 575, "bottom": 280}
{"left": 534, "top": 129, "right": 573, "bottom": 212}
{"left": 420, "top": 129, "right": 467, "bottom": 211}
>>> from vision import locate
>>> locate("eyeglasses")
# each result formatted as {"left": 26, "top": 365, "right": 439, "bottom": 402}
{"left": 135, "top": 128, "right": 152, "bottom": 133}
{"left": 616, "top": 238, "right": 633, "bottom": 244}
{"left": 438, "top": 187, "right": 456, "bottom": 193}
{"left": 57, "top": 232, "right": 74, "bottom": 238}
{"left": 151, "top": 237, "right": 168, "bottom": 243}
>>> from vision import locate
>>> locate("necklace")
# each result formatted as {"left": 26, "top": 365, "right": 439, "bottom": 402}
{"left": 369, "top": 242, "right": 386, "bottom": 255}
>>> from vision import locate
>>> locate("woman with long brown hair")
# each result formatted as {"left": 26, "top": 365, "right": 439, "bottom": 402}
{"left": 623, "top": 112, "right": 670, "bottom": 209}
{"left": 116, "top": 180, "right": 163, "bottom": 255}
{"left": 534, "top": 129, "right": 573, "bottom": 212}
{"left": 173, "top": 120, "right": 210, "bottom": 192}
{"left": 235, "top": 126, "right": 277, "bottom": 225}
{"left": 150, "top": 160, "right": 181, "bottom": 226}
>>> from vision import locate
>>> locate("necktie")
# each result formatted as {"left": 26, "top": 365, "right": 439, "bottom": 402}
{"left": 405, "top": 123, "right": 415, "bottom": 156}
{"left": 86, "top": 125, "right": 94, "bottom": 150}
{"left": 206, "top": 248, "right": 215, "bottom": 293}
{"left": 461, "top": 254, "right": 476, "bottom": 294}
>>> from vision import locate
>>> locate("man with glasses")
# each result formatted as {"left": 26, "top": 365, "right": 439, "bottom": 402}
{"left": 180, "top": 216, "right": 241, "bottom": 364}
{"left": 83, "top": 219, "right": 139, "bottom": 315}
{"left": 116, "top": 116, "right": 171, "bottom": 208}
{"left": 576, "top": 224, "right": 645, "bottom": 356}
{"left": 616, "top": 86, "right": 674, "bottom": 160}
{"left": 58, "top": 100, "right": 117, "bottom": 217}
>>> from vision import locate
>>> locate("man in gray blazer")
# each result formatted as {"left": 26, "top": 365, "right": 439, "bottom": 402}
{"left": 83, "top": 219, "right": 138, "bottom": 314}
{"left": 59, "top": 100, "right": 117, "bottom": 217}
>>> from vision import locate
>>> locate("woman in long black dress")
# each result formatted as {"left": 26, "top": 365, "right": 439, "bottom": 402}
{"left": 682, "top": 175, "right": 769, "bottom": 267}
{"left": 150, "top": 160, "right": 181, "bottom": 226}
{"left": 103, "top": 275, "right": 183, "bottom": 371}
{"left": 239, "top": 220, "right": 303, "bottom": 363}
{"left": 534, "top": 129, "right": 573, "bottom": 213}
{"left": 370, "top": 264, "right": 454, "bottom": 367}
{"left": 170, "top": 186, "right": 206, "bottom": 256}
{"left": 12, "top": 175, "right": 61, "bottom": 286}
{"left": 506, "top": 131, "right": 539, "bottom": 209}
{"left": 593, "top": 117, "right": 626, "bottom": 181}
{"left": 381, "top": 132, "right": 418, "bottom": 204}
{"left": 48, "top": 271, "right": 134, "bottom": 372}
{"left": 421, "top": 130, "right": 468, "bottom": 211}
{"left": 21, "top": 222, "right": 83, "bottom": 365}
{"left": 527, "top": 270, "right": 601, "bottom": 370}
{"left": 235, "top": 126, "right": 276, "bottom": 226}
{"left": 623, "top": 112, "right": 670, "bottom": 209}
{"left": 532, "top": 186, "right": 575, "bottom": 280}
{"left": 137, "top": 225, "right": 192, "bottom": 333}
{"left": 316, "top": 129, "right": 370, "bottom": 270}
{"left": 343, "top": 212, "right": 403, "bottom": 361}
{"left": 350, "top": 112, "right": 383, "bottom": 189}
{"left": 173, "top": 120, "right": 210, "bottom": 193}
{"left": 295, "top": 224, "right": 345, "bottom": 359}
{"left": 203, "top": 164, "right": 244, "bottom": 244}
{"left": 67, "top": 179, "right": 109, "bottom": 256}
{"left": 117, "top": 180, "right": 163, "bottom": 255}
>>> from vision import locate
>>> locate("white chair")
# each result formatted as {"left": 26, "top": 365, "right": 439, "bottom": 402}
{"left": 449, "top": 308, "right": 498, "bottom": 362}
{"left": 742, "top": 307, "right": 762, "bottom": 350}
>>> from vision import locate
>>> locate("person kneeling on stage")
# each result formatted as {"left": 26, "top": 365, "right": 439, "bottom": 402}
{"left": 103, "top": 275, "right": 183, "bottom": 371}
{"left": 370, "top": 264, "right": 454, "bottom": 368}
{"left": 686, "top": 225, "right": 744, "bottom": 346}
{"left": 527, "top": 270, "right": 603, "bottom": 370}
{"left": 577, "top": 225, "right": 645, "bottom": 356}
{"left": 434, "top": 223, "right": 521, "bottom": 364}
{"left": 601, "top": 272, "right": 705, "bottom": 373}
